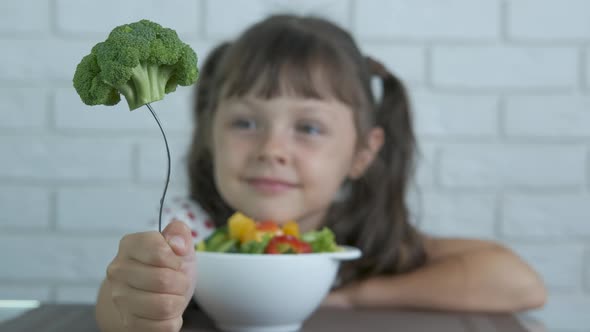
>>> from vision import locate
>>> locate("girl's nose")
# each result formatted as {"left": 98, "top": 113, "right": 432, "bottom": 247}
{"left": 256, "top": 130, "right": 289, "bottom": 165}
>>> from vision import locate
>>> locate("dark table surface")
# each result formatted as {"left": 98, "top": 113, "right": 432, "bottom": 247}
{"left": 0, "top": 304, "right": 537, "bottom": 332}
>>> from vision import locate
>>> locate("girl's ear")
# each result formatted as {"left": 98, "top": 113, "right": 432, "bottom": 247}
{"left": 349, "top": 127, "right": 384, "bottom": 179}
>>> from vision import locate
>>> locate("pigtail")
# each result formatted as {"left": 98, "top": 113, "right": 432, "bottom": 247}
{"left": 330, "top": 57, "right": 426, "bottom": 284}
{"left": 369, "top": 56, "right": 426, "bottom": 270}
{"left": 188, "top": 42, "right": 235, "bottom": 226}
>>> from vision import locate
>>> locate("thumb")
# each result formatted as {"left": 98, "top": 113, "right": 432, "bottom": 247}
{"left": 162, "top": 219, "right": 193, "bottom": 257}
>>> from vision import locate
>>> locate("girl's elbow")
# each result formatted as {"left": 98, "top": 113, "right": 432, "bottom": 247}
{"left": 523, "top": 281, "right": 547, "bottom": 310}
{"left": 516, "top": 273, "right": 547, "bottom": 311}
{"left": 495, "top": 245, "right": 547, "bottom": 310}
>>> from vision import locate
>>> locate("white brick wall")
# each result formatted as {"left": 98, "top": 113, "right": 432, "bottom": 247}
{"left": 0, "top": 137, "right": 134, "bottom": 180}
{"left": 411, "top": 91, "right": 499, "bottom": 137}
{"left": 509, "top": 243, "right": 586, "bottom": 292}
{"left": 1, "top": 0, "right": 589, "bottom": 330}
{"left": 502, "top": 194, "right": 590, "bottom": 238}
{"left": 0, "top": 88, "right": 48, "bottom": 129}
{"left": 0, "top": 1, "right": 51, "bottom": 35}
{"left": 439, "top": 145, "right": 586, "bottom": 189}
{"left": 508, "top": 0, "right": 590, "bottom": 41}
{"left": 505, "top": 97, "right": 590, "bottom": 138}
{"left": 204, "top": 0, "right": 352, "bottom": 38}
{"left": 0, "top": 186, "right": 51, "bottom": 228}
{"left": 416, "top": 193, "right": 497, "bottom": 238}
{"left": 55, "top": 0, "right": 201, "bottom": 38}
{"left": 432, "top": 46, "right": 578, "bottom": 90}
{"left": 355, "top": 0, "right": 499, "bottom": 40}
{"left": 0, "top": 235, "right": 119, "bottom": 281}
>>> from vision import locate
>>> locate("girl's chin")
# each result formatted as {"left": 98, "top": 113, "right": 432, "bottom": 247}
{"left": 239, "top": 208, "right": 297, "bottom": 223}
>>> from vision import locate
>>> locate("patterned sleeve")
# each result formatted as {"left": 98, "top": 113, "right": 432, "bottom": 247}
{"left": 154, "top": 196, "right": 217, "bottom": 245}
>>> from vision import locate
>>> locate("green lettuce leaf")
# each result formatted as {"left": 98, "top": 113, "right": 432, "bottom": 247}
{"left": 301, "top": 227, "right": 340, "bottom": 253}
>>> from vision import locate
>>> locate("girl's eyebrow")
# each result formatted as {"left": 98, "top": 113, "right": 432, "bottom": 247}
{"left": 294, "top": 100, "right": 342, "bottom": 116}
{"left": 236, "top": 97, "right": 269, "bottom": 111}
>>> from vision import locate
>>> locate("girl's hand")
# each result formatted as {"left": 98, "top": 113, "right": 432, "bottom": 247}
{"left": 106, "top": 220, "right": 196, "bottom": 332}
{"left": 321, "top": 284, "right": 360, "bottom": 309}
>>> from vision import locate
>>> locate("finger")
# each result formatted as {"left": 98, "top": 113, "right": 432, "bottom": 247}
{"left": 110, "top": 287, "right": 130, "bottom": 328}
{"left": 321, "top": 290, "right": 353, "bottom": 309}
{"left": 119, "top": 232, "right": 183, "bottom": 270}
{"left": 161, "top": 220, "right": 194, "bottom": 257}
{"left": 126, "top": 315, "right": 183, "bottom": 332}
{"left": 110, "top": 259, "right": 190, "bottom": 295}
{"left": 123, "top": 286, "right": 188, "bottom": 320}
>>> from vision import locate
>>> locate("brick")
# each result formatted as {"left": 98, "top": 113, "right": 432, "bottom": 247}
{"left": 0, "top": 137, "right": 133, "bottom": 181}
{"left": 526, "top": 293, "right": 590, "bottom": 331}
{"left": 55, "top": 0, "right": 200, "bottom": 38}
{"left": 432, "top": 47, "right": 577, "bottom": 89}
{"left": 360, "top": 44, "right": 425, "bottom": 84}
{"left": 508, "top": 0, "right": 590, "bottom": 40}
{"left": 205, "top": 0, "right": 351, "bottom": 38}
{"left": 439, "top": 145, "right": 586, "bottom": 188}
{"left": 137, "top": 137, "right": 192, "bottom": 185}
{"left": 0, "top": 88, "right": 47, "bottom": 129}
{"left": 57, "top": 187, "right": 172, "bottom": 232}
{"left": 505, "top": 96, "right": 590, "bottom": 137}
{"left": 54, "top": 87, "right": 194, "bottom": 133}
{"left": 355, "top": 0, "right": 499, "bottom": 40}
{"left": 0, "top": 235, "right": 119, "bottom": 281}
{"left": 0, "top": 286, "right": 51, "bottom": 301}
{"left": 501, "top": 194, "right": 590, "bottom": 238}
{"left": 56, "top": 285, "right": 100, "bottom": 303}
{"left": 507, "top": 242, "right": 585, "bottom": 291}
{"left": 0, "top": 40, "right": 97, "bottom": 82}
{"left": 0, "top": 186, "right": 51, "bottom": 228}
{"left": 416, "top": 193, "right": 495, "bottom": 238}
{"left": 410, "top": 91, "right": 498, "bottom": 137}
{"left": 0, "top": 1, "right": 50, "bottom": 34}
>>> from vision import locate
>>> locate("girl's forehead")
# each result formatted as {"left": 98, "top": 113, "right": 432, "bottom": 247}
{"left": 222, "top": 62, "right": 346, "bottom": 104}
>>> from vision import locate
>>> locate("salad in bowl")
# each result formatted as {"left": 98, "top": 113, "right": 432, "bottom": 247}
{"left": 193, "top": 212, "right": 361, "bottom": 332}
{"left": 195, "top": 212, "right": 342, "bottom": 254}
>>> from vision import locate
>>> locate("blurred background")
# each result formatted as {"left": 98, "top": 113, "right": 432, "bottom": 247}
{"left": 0, "top": 0, "right": 589, "bottom": 330}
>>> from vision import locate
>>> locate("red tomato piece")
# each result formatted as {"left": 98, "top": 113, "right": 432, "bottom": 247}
{"left": 265, "top": 235, "right": 312, "bottom": 254}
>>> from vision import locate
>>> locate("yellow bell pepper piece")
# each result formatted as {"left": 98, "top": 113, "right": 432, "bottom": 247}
{"left": 228, "top": 212, "right": 256, "bottom": 242}
{"left": 282, "top": 220, "right": 300, "bottom": 238}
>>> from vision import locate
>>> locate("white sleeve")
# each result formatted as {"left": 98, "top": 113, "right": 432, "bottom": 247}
{"left": 154, "top": 196, "right": 217, "bottom": 245}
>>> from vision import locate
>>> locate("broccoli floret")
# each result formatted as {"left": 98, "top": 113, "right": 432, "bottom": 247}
{"left": 73, "top": 19, "right": 199, "bottom": 111}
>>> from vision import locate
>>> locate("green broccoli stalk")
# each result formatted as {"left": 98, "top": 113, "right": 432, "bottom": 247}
{"left": 73, "top": 19, "right": 198, "bottom": 111}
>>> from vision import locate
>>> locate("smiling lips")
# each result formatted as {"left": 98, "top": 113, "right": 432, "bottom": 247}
{"left": 246, "top": 177, "right": 297, "bottom": 194}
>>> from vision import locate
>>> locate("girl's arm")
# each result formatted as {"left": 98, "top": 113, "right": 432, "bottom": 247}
{"left": 324, "top": 236, "right": 547, "bottom": 312}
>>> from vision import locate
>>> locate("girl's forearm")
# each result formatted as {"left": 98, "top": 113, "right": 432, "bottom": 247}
{"left": 351, "top": 246, "right": 546, "bottom": 312}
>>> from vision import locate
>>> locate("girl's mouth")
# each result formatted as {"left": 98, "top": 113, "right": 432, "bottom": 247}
{"left": 246, "top": 177, "right": 297, "bottom": 194}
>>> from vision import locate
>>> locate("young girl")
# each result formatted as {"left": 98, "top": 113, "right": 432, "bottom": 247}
{"left": 96, "top": 14, "right": 546, "bottom": 332}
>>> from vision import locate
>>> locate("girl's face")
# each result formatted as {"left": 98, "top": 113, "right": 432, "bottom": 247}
{"left": 211, "top": 94, "right": 367, "bottom": 231}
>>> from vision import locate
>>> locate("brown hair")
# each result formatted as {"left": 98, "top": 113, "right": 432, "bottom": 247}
{"left": 188, "top": 15, "right": 426, "bottom": 285}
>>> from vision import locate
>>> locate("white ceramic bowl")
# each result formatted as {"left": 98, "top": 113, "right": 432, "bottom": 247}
{"left": 193, "top": 246, "right": 361, "bottom": 332}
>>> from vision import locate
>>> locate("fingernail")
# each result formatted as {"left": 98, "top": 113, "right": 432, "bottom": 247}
{"left": 168, "top": 236, "right": 185, "bottom": 251}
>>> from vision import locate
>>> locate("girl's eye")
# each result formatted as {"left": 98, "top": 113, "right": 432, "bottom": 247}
{"left": 230, "top": 118, "right": 257, "bottom": 130}
{"left": 296, "top": 122, "right": 323, "bottom": 136}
